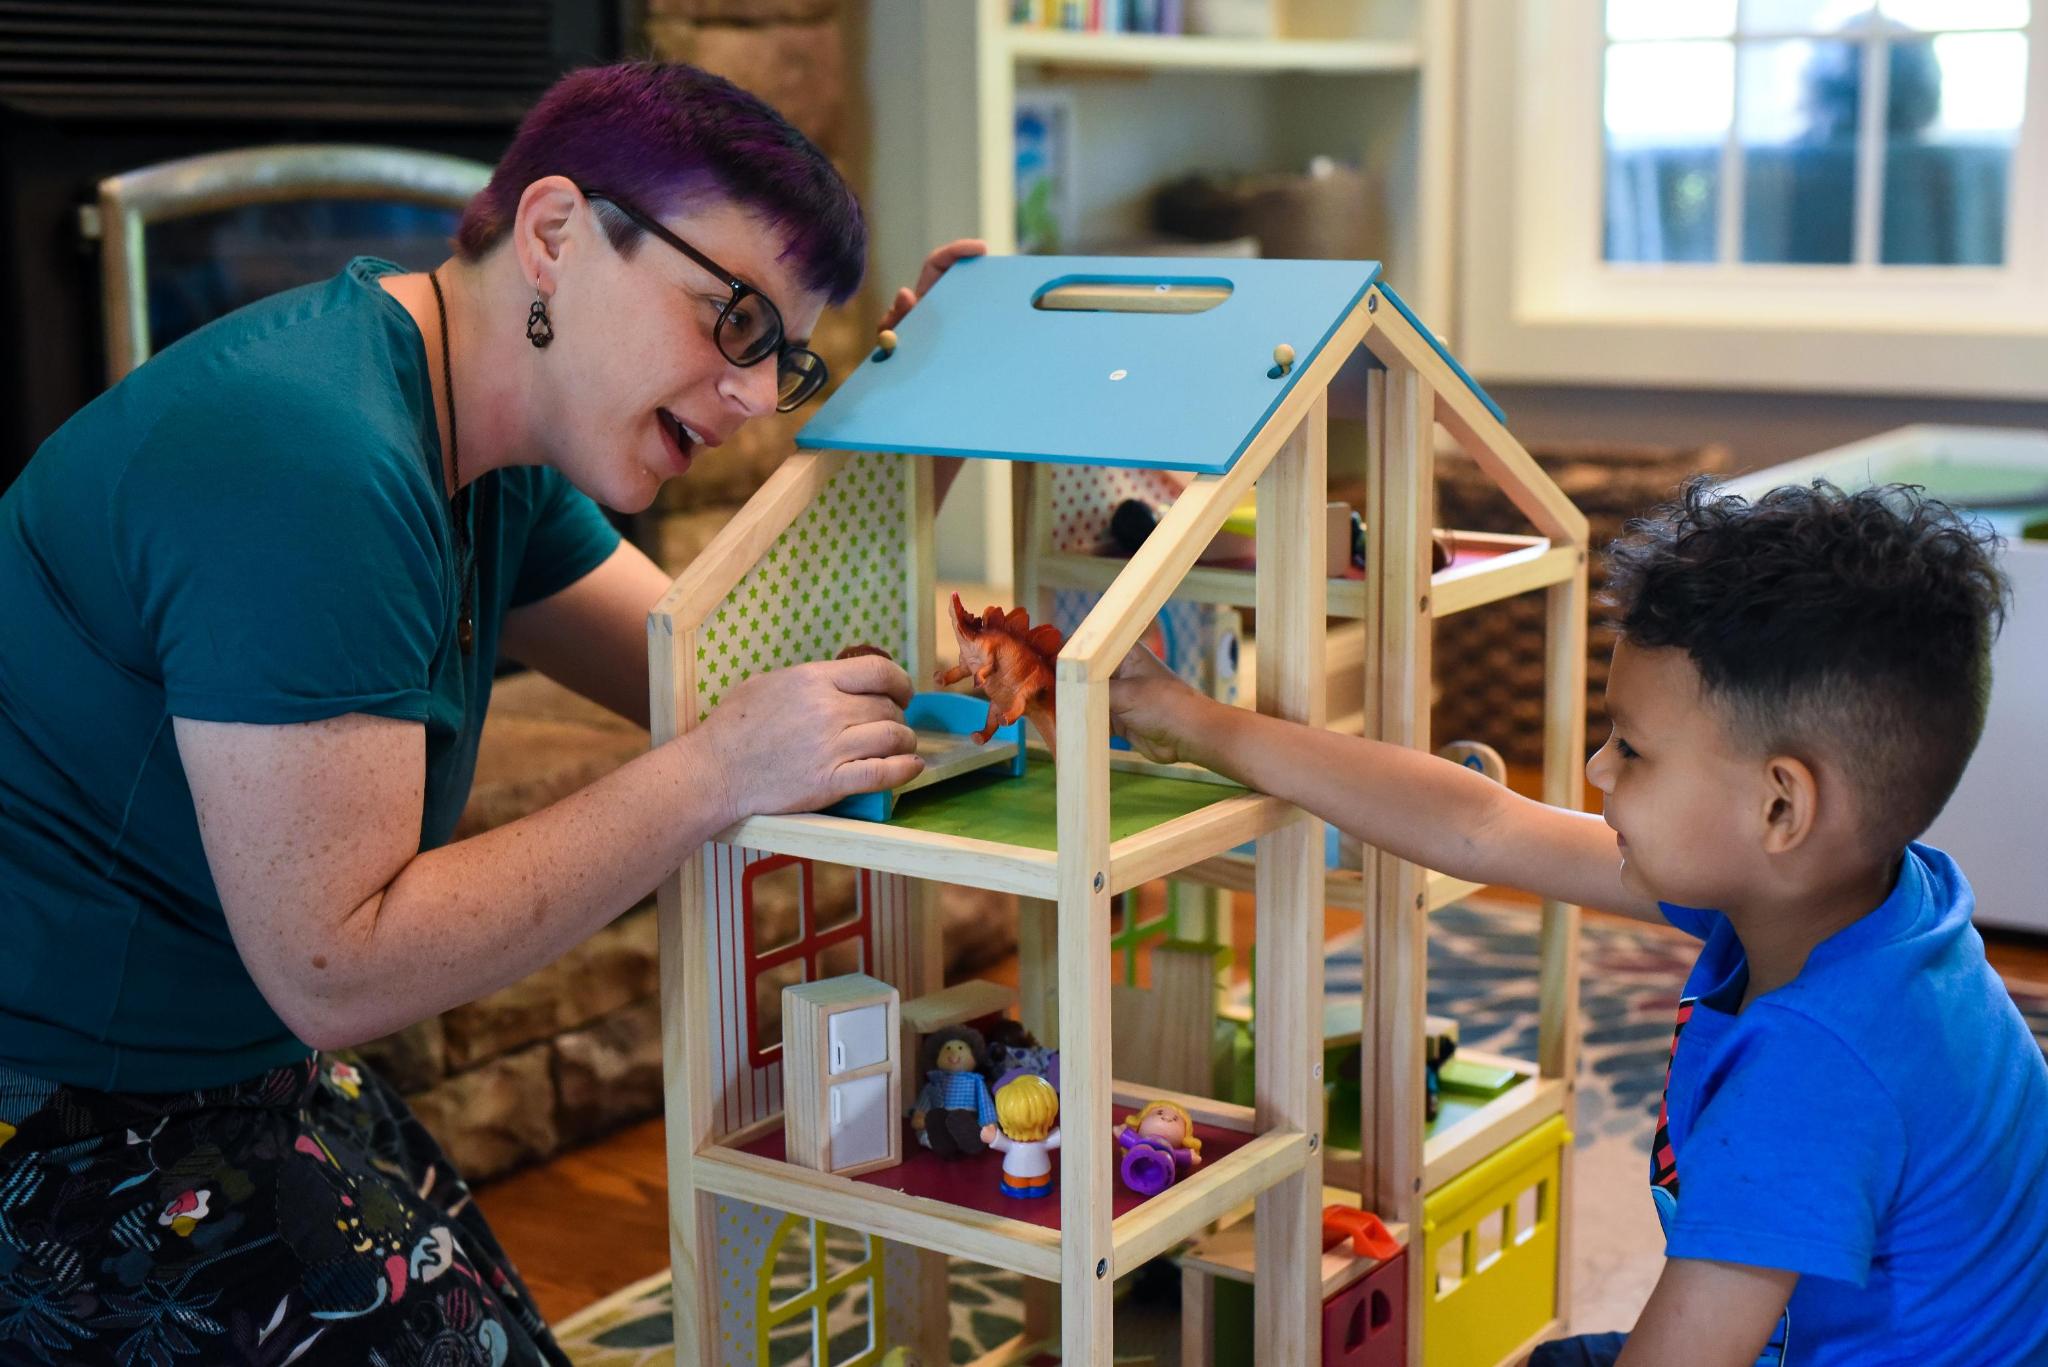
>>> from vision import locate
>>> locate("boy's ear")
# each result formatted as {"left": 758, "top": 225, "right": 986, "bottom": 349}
{"left": 1760, "top": 753, "right": 1820, "bottom": 855}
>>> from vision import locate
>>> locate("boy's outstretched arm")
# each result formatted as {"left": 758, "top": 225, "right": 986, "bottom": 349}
{"left": 1109, "top": 648, "right": 1661, "bottom": 921}
{"left": 1618, "top": 1258, "right": 1797, "bottom": 1367}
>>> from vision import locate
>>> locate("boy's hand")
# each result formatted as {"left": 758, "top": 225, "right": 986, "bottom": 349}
{"left": 1617, "top": 1258, "right": 1797, "bottom": 1367}
{"left": 1108, "top": 645, "right": 1218, "bottom": 767}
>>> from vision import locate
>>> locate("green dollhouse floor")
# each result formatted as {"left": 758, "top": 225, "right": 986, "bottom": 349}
{"left": 885, "top": 754, "right": 1243, "bottom": 848}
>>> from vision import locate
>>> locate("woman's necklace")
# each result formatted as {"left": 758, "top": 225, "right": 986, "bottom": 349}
{"left": 426, "top": 269, "right": 476, "bottom": 655}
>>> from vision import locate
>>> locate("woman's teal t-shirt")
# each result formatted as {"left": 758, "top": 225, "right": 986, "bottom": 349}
{"left": 0, "top": 258, "right": 621, "bottom": 1092}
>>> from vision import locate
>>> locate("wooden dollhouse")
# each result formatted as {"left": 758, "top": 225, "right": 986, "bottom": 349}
{"left": 646, "top": 255, "right": 1589, "bottom": 1366}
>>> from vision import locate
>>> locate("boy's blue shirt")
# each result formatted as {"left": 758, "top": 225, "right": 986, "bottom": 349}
{"left": 1654, "top": 843, "right": 2048, "bottom": 1366}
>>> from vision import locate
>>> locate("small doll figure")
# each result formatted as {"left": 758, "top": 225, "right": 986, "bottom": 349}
{"left": 910, "top": 1026, "right": 995, "bottom": 1158}
{"left": 1115, "top": 1099, "right": 1204, "bottom": 1197}
{"left": 981, "top": 1074, "right": 1061, "bottom": 1199}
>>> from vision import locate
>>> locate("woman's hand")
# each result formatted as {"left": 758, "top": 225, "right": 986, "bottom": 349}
{"left": 878, "top": 238, "right": 988, "bottom": 333}
{"left": 696, "top": 653, "right": 924, "bottom": 821}
{"left": 1107, "top": 645, "right": 1221, "bottom": 768}
{"left": 877, "top": 239, "right": 986, "bottom": 508}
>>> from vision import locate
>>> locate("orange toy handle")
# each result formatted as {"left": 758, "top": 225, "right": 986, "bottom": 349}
{"left": 1320, "top": 1205, "right": 1401, "bottom": 1262}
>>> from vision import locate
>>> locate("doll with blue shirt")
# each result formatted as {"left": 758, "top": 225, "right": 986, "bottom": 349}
{"left": 910, "top": 1025, "right": 996, "bottom": 1158}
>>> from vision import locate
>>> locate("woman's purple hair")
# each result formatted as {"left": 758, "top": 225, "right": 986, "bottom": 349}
{"left": 457, "top": 61, "right": 866, "bottom": 304}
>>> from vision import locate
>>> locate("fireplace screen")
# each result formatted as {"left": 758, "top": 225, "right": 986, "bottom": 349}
{"left": 143, "top": 198, "right": 460, "bottom": 356}
{"left": 96, "top": 144, "right": 490, "bottom": 383}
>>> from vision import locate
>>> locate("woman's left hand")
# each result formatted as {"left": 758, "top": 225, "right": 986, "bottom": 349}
{"left": 878, "top": 239, "right": 988, "bottom": 332}
{"left": 884, "top": 239, "right": 988, "bottom": 509}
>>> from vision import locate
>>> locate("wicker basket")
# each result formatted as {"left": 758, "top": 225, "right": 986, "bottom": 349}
{"left": 1432, "top": 441, "right": 1732, "bottom": 767}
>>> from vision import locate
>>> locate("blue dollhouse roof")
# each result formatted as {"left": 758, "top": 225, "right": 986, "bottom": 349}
{"left": 795, "top": 255, "right": 1503, "bottom": 475}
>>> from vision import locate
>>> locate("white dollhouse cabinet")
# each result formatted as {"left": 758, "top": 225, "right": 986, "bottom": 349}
{"left": 783, "top": 975, "right": 903, "bottom": 1178}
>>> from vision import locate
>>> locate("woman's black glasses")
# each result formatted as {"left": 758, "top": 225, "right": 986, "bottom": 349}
{"left": 583, "top": 190, "right": 828, "bottom": 412}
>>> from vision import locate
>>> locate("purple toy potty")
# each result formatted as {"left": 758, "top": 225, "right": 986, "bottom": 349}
{"left": 1118, "top": 1131, "right": 1181, "bottom": 1196}
{"left": 1115, "top": 1099, "right": 1205, "bottom": 1197}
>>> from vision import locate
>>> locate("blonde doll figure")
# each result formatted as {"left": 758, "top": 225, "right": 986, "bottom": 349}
{"left": 1116, "top": 1099, "right": 1204, "bottom": 1196}
{"left": 981, "top": 1074, "right": 1061, "bottom": 1199}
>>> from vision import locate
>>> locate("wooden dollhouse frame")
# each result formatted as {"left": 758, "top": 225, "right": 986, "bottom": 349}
{"left": 647, "top": 257, "right": 1587, "bottom": 1367}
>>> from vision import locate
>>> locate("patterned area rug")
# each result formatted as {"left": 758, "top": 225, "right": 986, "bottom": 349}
{"left": 555, "top": 902, "right": 2048, "bottom": 1364}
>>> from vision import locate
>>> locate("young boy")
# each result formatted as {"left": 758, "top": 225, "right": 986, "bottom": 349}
{"left": 1109, "top": 479, "right": 2048, "bottom": 1366}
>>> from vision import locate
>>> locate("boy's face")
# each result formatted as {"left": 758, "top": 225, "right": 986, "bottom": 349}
{"left": 1586, "top": 640, "right": 1764, "bottom": 909}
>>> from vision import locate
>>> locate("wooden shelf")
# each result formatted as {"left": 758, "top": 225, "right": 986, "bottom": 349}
{"left": 1182, "top": 1200, "right": 1410, "bottom": 1299}
{"left": 1421, "top": 1059, "right": 1565, "bottom": 1192}
{"left": 1169, "top": 853, "right": 1481, "bottom": 914}
{"left": 729, "top": 766, "right": 1286, "bottom": 901}
{"left": 1036, "top": 530, "right": 1567, "bottom": 622}
{"left": 700, "top": 1080, "right": 1303, "bottom": 1286}
{"left": 695, "top": 1139, "right": 1064, "bottom": 1280}
{"left": 1005, "top": 29, "right": 1422, "bottom": 75}
{"left": 1432, "top": 538, "right": 1580, "bottom": 617}
{"left": 1321, "top": 1051, "right": 1568, "bottom": 1199}
{"left": 718, "top": 811, "right": 1058, "bottom": 897}
{"left": 1041, "top": 551, "right": 1372, "bottom": 616}
{"left": 721, "top": 755, "right": 1292, "bottom": 900}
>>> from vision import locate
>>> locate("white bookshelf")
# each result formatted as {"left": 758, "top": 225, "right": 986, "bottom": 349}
{"left": 860, "top": 0, "right": 1459, "bottom": 585}
{"left": 1003, "top": 30, "right": 1423, "bottom": 73}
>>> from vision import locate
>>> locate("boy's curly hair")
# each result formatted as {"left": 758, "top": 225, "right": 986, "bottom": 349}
{"left": 1604, "top": 477, "right": 2009, "bottom": 854}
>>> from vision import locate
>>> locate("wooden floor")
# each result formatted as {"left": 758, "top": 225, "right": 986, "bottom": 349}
{"left": 480, "top": 890, "right": 2048, "bottom": 1328}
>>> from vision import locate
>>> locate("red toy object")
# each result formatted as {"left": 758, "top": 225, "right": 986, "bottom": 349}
{"left": 1321, "top": 1206, "right": 1401, "bottom": 1262}
{"left": 1322, "top": 1249, "right": 1407, "bottom": 1367}
{"left": 934, "top": 593, "right": 1064, "bottom": 758}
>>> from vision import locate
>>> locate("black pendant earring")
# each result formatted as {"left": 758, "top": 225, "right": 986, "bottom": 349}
{"left": 526, "top": 291, "right": 554, "bottom": 348}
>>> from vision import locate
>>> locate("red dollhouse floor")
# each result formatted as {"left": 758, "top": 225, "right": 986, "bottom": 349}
{"left": 737, "top": 1117, "right": 1255, "bottom": 1229}
{"left": 1203, "top": 536, "right": 1514, "bottom": 580}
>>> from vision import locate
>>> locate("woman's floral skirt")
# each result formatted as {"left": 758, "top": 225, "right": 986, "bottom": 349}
{"left": 0, "top": 1052, "right": 565, "bottom": 1366}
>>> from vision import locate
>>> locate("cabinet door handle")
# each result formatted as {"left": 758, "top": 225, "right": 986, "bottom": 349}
{"left": 831, "top": 1087, "right": 842, "bottom": 1126}
{"left": 832, "top": 1040, "right": 846, "bottom": 1072}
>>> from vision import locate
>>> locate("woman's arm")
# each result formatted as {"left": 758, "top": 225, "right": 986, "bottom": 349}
{"left": 178, "top": 653, "right": 921, "bottom": 1049}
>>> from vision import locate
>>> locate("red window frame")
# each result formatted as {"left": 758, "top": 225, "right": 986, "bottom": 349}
{"left": 740, "top": 856, "right": 876, "bottom": 1070}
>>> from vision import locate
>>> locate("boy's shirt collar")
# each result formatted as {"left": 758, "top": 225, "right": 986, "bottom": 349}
{"left": 1659, "top": 844, "right": 1948, "bottom": 1009}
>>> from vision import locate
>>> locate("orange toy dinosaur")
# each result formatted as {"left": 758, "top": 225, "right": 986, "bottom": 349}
{"left": 935, "top": 593, "right": 1064, "bottom": 760}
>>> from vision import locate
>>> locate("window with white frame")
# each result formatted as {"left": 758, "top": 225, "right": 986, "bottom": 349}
{"left": 1458, "top": 1, "right": 2048, "bottom": 397}
{"left": 1603, "top": 0, "right": 2029, "bottom": 268}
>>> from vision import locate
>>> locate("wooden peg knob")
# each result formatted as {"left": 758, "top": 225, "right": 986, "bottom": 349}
{"left": 876, "top": 328, "right": 899, "bottom": 356}
{"left": 1273, "top": 343, "right": 1295, "bottom": 373}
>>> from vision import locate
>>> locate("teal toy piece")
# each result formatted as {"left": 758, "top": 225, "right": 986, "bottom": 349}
{"left": 796, "top": 255, "right": 1382, "bottom": 474}
{"left": 826, "top": 692, "right": 1028, "bottom": 823}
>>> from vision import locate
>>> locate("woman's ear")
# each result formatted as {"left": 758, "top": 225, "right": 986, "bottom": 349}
{"left": 1760, "top": 753, "right": 1820, "bottom": 855}
{"left": 511, "top": 175, "right": 585, "bottom": 297}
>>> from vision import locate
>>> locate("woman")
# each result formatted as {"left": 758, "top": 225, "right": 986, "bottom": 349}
{"left": 0, "top": 62, "right": 978, "bottom": 1365}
